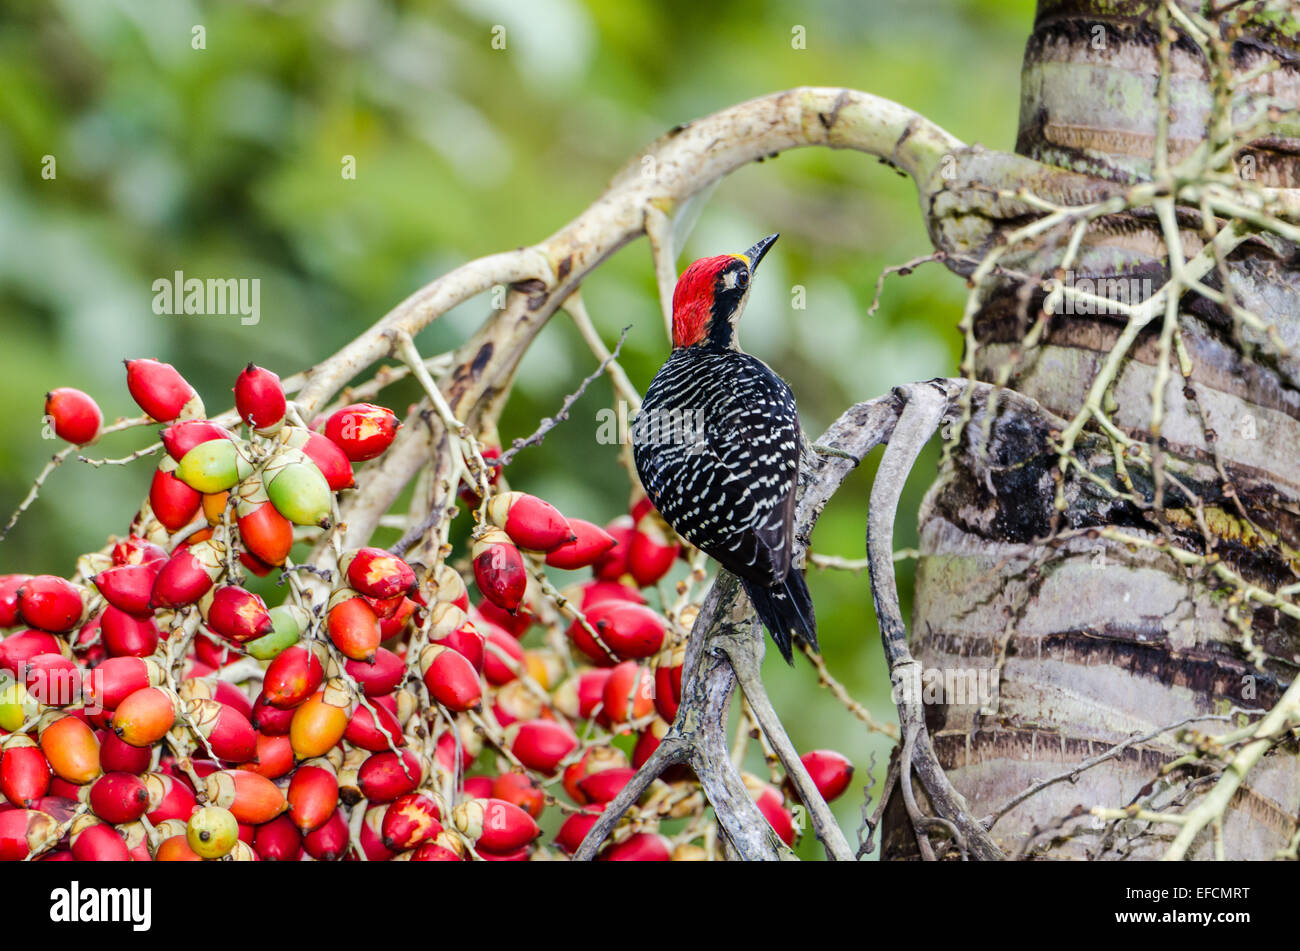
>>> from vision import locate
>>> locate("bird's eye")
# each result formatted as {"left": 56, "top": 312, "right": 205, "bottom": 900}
{"left": 737, "top": 269, "right": 749, "bottom": 288}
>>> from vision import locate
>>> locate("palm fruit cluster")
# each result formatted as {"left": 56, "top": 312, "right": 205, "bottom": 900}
{"left": 0, "top": 358, "right": 854, "bottom": 862}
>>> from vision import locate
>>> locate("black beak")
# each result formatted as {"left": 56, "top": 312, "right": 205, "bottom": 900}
{"left": 742, "top": 233, "right": 779, "bottom": 274}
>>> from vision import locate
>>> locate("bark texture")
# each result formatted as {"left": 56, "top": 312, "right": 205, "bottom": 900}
{"left": 885, "top": 0, "right": 1300, "bottom": 859}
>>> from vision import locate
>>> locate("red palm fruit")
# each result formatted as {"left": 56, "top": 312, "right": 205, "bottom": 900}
{"left": 585, "top": 601, "right": 667, "bottom": 660}
{"left": 187, "top": 699, "right": 257, "bottom": 763}
{"left": 289, "top": 688, "right": 350, "bottom": 759}
{"left": 474, "top": 597, "right": 533, "bottom": 638}
{"left": 251, "top": 692, "right": 294, "bottom": 735}
{"left": 412, "top": 831, "right": 467, "bottom": 861}
{"left": 628, "top": 509, "right": 680, "bottom": 588}
{"left": 303, "top": 808, "right": 350, "bottom": 861}
{"left": 357, "top": 749, "right": 424, "bottom": 803}
{"left": 602, "top": 832, "right": 671, "bottom": 861}
{"left": 566, "top": 617, "right": 618, "bottom": 667}
{"left": 88, "top": 772, "right": 150, "bottom": 824}
{"left": 381, "top": 792, "right": 441, "bottom": 850}
{"left": 744, "top": 774, "right": 795, "bottom": 846}
{"left": 430, "top": 563, "right": 469, "bottom": 611}
{"left": 562, "top": 746, "right": 629, "bottom": 804}
{"left": 578, "top": 579, "right": 648, "bottom": 609}
{"left": 44, "top": 388, "right": 102, "bottom": 445}
{"left": 323, "top": 402, "right": 400, "bottom": 461}
{"left": 343, "top": 547, "right": 416, "bottom": 600}
{"left": 144, "top": 772, "right": 198, "bottom": 823}
{"left": 204, "top": 586, "right": 273, "bottom": 643}
{"left": 344, "top": 700, "right": 404, "bottom": 752}
{"left": 0, "top": 628, "right": 64, "bottom": 674}
{"left": 545, "top": 518, "right": 618, "bottom": 570}
{"left": 378, "top": 597, "right": 417, "bottom": 639}
{"left": 98, "top": 731, "right": 152, "bottom": 773}
{"left": 506, "top": 719, "right": 577, "bottom": 776}
{"left": 477, "top": 845, "right": 530, "bottom": 861}
{"left": 204, "top": 769, "right": 286, "bottom": 824}
{"left": 287, "top": 761, "right": 338, "bottom": 833}
{"left": 288, "top": 430, "right": 354, "bottom": 491}
{"left": 211, "top": 680, "right": 253, "bottom": 721}
{"left": 632, "top": 719, "right": 676, "bottom": 771}
{"left": 798, "top": 750, "right": 854, "bottom": 804}
{"left": 603, "top": 661, "right": 654, "bottom": 727}
{"left": 263, "top": 644, "right": 325, "bottom": 708}
{"left": 150, "top": 540, "right": 222, "bottom": 609}
{"left": 344, "top": 647, "right": 404, "bottom": 697}
{"left": 193, "top": 631, "right": 239, "bottom": 669}
{"left": 555, "top": 807, "right": 603, "bottom": 855}
{"left": 419, "top": 645, "right": 482, "bottom": 712}
{"left": 364, "top": 592, "right": 404, "bottom": 620}
{"left": 112, "top": 686, "right": 178, "bottom": 747}
{"left": 0, "top": 735, "right": 51, "bottom": 806}
{"left": 0, "top": 574, "right": 33, "bottom": 627}
{"left": 452, "top": 797, "right": 539, "bottom": 853}
{"left": 326, "top": 592, "right": 381, "bottom": 663}
{"left": 553, "top": 668, "right": 614, "bottom": 721}
{"left": 161, "top": 419, "right": 233, "bottom": 461}
{"left": 22, "top": 654, "right": 79, "bottom": 707}
{"left": 235, "top": 497, "right": 294, "bottom": 567}
{"left": 100, "top": 606, "right": 160, "bottom": 658}
{"left": 239, "top": 551, "right": 275, "bottom": 578}
{"left": 0, "top": 809, "right": 59, "bottom": 860}
{"left": 111, "top": 536, "right": 168, "bottom": 567}
{"left": 93, "top": 562, "right": 160, "bottom": 617}
{"left": 593, "top": 515, "right": 634, "bottom": 581}
{"left": 69, "top": 815, "right": 131, "bottom": 861}
{"left": 578, "top": 766, "right": 636, "bottom": 804}
{"left": 125, "top": 358, "right": 202, "bottom": 422}
{"left": 486, "top": 492, "right": 573, "bottom": 552}
{"left": 462, "top": 776, "right": 494, "bottom": 799}
{"left": 253, "top": 813, "right": 301, "bottom": 861}
{"left": 72, "top": 614, "right": 105, "bottom": 669}
{"left": 155, "top": 835, "right": 203, "bottom": 861}
{"left": 483, "top": 627, "right": 524, "bottom": 686}
{"left": 471, "top": 529, "right": 527, "bottom": 613}
{"left": 233, "top": 364, "right": 286, "bottom": 434}
{"left": 653, "top": 644, "right": 685, "bottom": 722}
{"left": 16, "top": 576, "right": 84, "bottom": 633}
{"left": 492, "top": 771, "right": 545, "bottom": 820}
{"left": 38, "top": 714, "right": 101, "bottom": 784}
{"left": 150, "top": 457, "right": 202, "bottom": 532}
{"left": 241, "top": 733, "right": 294, "bottom": 780}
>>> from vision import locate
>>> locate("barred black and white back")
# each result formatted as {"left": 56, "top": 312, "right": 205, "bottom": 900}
{"left": 631, "top": 345, "right": 817, "bottom": 663}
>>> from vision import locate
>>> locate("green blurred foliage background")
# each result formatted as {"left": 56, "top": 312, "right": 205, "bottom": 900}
{"left": 0, "top": 0, "right": 1035, "bottom": 857}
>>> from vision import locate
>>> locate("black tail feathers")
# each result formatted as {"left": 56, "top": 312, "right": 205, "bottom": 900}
{"left": 742, "top": 570, "right": 817, "bottom": 665}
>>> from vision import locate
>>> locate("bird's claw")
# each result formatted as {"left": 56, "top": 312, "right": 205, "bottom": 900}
{"left": 811, "top": 443, "right": 860, "bottom": 463}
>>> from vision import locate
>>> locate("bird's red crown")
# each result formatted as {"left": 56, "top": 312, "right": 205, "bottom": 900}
{"left": 671, "top": 254, "right": 739, "bottom": 348}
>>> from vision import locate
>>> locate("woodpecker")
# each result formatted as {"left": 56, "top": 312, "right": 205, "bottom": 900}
{"left": 631, "top": 233, "right": 815, "bottom": 664}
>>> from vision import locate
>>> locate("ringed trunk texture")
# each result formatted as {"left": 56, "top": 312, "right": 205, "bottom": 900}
{"left": 885, "top": 1, "right": 1300, "bottom": 859}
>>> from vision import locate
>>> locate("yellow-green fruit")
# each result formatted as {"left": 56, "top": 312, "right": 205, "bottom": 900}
{"left": 244, "top": 605, "right": 303, "bottom": 660}
{"left": 177, "top": 441, "right": 251, "bottom": 494}
{"left": 0, "top": 680, "right": 39, "bottom": 732}
{"left": 265, "top": 461, "right": 332, "bottom": 527}
{"left": 186, "top": 805, "right": 239, "bottom": 859}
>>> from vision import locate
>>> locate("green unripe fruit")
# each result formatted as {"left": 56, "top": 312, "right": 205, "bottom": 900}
{"left": 176, "top": 440, "right": 252, "bottom": 494}
{"left": 187, "top": 805, "right": 239, "bottom": 859}
{"left": 244, "top": 605, "right": 306, "bottom": 660}
{"left": 264, "top": 454, "right": 332, "bottom": 528}
{"left": 0, "top": 680, "right": 39, "bottom": 732}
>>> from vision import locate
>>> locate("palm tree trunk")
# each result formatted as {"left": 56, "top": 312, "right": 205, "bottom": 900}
{"left": 885, "top": 0, "right": 1300, "bottom": 860}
